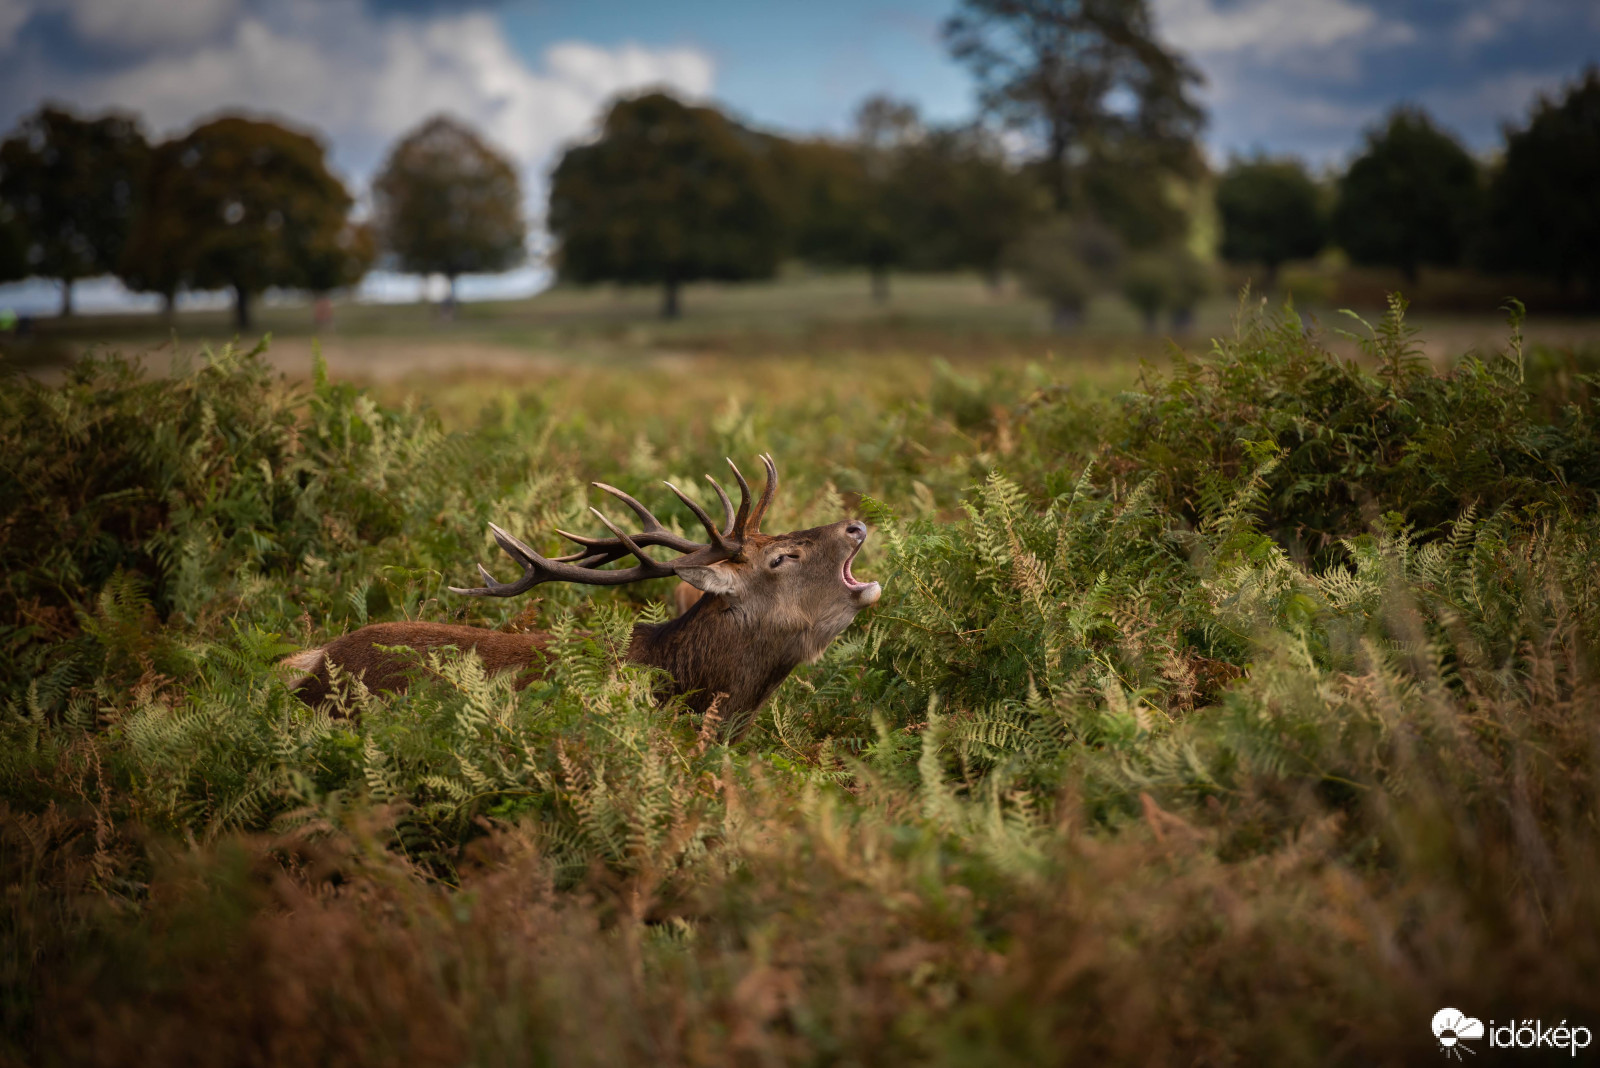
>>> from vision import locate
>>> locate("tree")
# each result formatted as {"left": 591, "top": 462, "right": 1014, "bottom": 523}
{"left": 1333, "top": 108, "right": 1480, "bottom": 284}
{"left": 1216, "top": 156, "right": 1327, "bottom": 288}
{"left": 0, "top": 200, "right": 27, "bottom": 286}
{"left": 119, "top": 140, "right": 191, "bottom": 320}
{"left": 1481, "top": 67, "right": 1600, "bottom": 301}
{"left": 895, "top": 124, "right": 1044, "bottom": 285}
{"left": 774, "top": 137, "right": 872, "bottom": 268}
{"left": 374, "top": 116, "right": 525, "bottom": 313}
{"left": 1122, "top": 246, "right": 1210, "bottom": 333}
{"left": 775, "top": 97, "right": 1041, "bottom": 302}
{"left": 134, "top": 117, "right": 358, "bottom": 329}
{"left": 0, "top": 105, "right": 149, "bottom": 316}
{"left": 851, "top": 95, "right": 923, "bottom": 303}
{"left": 944, "top": 0, "right": 1204, "bottom": 211}
{"left": 302, "top": 220, "right": 376, "bottom": 297}
{"left": 548, "top": 93, "right": 784, "bottom": 319}
{"left": 1008, "top": 214, "right": 1124, "bottom": 329}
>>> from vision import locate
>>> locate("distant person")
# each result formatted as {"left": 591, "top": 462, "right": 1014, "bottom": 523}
{"left": 313, "top": 295, "right": 334, "bottom": 331}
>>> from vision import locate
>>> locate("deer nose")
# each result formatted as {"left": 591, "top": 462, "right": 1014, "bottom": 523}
{"left": 845, "top": 520, "right": 868, "bottom": 543}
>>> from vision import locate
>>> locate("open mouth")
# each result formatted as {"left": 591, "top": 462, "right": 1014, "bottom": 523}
{"left": 841, "top": 540, "right": 882, "bottom": 604}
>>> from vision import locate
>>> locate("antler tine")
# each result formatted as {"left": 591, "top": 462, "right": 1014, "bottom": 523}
{"left": 554, "top": 526, "right": 705, "bottom": 555}
{"left": 746, "top": 453, "right": 779, "bottom": 533}
{"left": 663, "top": 480, "right": 734, "bottom": 550}
{"left": 448, "top": 520, "right": 682, "bottom": 597}
{"left": 592, "top": 482, "right": 664, "bottom": 532}
{"left": 726, "top": 457, "right": 752, "bottom": 540}
{"left": 705, "top": 475, "right": 735, "bottom": 534}
{"left": 587, "top": 507, "right": 674, "bottom": 575}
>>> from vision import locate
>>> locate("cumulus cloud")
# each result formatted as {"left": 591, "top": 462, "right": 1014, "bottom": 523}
{"left": 1150, "top": 0, "right": 1421, "bottom": 162}
{"left": 63, "top": 0, "right": 244, "bottom": 54}
{"left": 1154, "top": 0, "right": 1411, "bottom": 59}
{"left": 0, "top": 0, "right": 715, "bottom": 184}
{"left": 0, "top": 0, "right": 31, "bottom": 49}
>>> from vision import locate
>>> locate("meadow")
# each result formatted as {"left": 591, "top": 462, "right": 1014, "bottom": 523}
{"left": 3, "top": 277, "right": 1600, "bottom": 1065}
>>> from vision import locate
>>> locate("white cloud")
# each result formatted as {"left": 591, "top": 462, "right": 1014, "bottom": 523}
{"left": 1422, "top": 68, "right": 1570, "bottom": 135}
{"left": 1154, "top": 0, "right": 1413, "bottom": 59}
{"left": 2, "top": 0, "right": 715, "bottom": 186}
{"left": 0, "top": 0, "right": 31, "bottom": 49}
{"left": 64, "top": 0, "right": 243, "bottom": 53}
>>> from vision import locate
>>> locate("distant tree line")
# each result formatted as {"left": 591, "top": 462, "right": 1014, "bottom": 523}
{"left": 1216, "top": 68, "right": 1600, "bottom": 298}
{"left": 2, "top": 0, "right": 1597, "bottom": 329}
{"left": 0, "top": 108, "right": 526, "bottom": 328}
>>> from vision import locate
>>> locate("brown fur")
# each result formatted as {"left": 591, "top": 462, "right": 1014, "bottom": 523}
{"left": 289, "top": 520, "right": 880, "bottom": 740}
{"left": 290, "top": 622, "right": 552, "bottom": 707}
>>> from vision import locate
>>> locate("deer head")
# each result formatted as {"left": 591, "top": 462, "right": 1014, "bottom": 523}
{"left": 450, "top": 455, "right": 880, "bottom": 723}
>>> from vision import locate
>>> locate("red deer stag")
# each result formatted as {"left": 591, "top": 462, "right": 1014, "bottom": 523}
{"left": 287, "top": 455, "right": 880, "bottom": 736}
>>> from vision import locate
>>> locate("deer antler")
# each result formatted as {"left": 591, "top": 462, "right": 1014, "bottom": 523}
{"left": 449, "top": 455, "right": 780, "bottom": 598}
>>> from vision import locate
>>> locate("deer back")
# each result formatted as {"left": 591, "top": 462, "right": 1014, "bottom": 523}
{"left": 288, "top": 621, "right": 550, "bottom": 707}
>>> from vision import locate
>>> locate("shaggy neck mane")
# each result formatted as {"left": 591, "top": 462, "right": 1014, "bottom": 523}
{"left": 626, "top": 593, "right": 805, "bottom": 721}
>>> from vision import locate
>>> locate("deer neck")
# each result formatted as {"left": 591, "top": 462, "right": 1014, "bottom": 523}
{"left": 625, "top": 594, "right": 807, "bottom": 721}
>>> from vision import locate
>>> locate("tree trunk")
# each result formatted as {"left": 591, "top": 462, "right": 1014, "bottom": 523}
{"left": 234, "top": 284, "right": 252, "bottom": 330}
{"left": 871, "top": 266, "right": 890, "bottom": 304}
{"left": 1264, "top": 261, "right": 1281, "bottom": 293}
{"left": 1051, "top": 299, "right": 1083, "bottom": 332}
{"left": 1141, "top": 308, "right": 1159, "bottom": 335}
{"left": 161, "top": 290, "right": 176, "bottom": 326}
{"left": 661, "top": 278, "right": 681, "bottom": 319}
{"left": 1047, "top": 123, "right": 1071, "bottom": 211}
{"left": 59, "top": 278, "right": 73, "bottom": 318}
{"left": 443, "top": 274, "right": 459, "bottom": 320}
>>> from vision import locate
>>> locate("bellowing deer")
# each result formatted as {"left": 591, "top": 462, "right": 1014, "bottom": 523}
{"left": 287, "top": 455, "right": 881, "bottom": 738}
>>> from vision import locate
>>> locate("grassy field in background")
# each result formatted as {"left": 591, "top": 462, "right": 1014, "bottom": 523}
{"left": 12, "top": 271, "right": 1600, "bottom": 389}
{"left": 3, "top": 285, "right": 1600, "bottom": 1065}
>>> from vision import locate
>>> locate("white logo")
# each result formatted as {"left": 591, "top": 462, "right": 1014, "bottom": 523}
{"left": 1433, "top": 1008, "right": 1484, "bottom": 1060}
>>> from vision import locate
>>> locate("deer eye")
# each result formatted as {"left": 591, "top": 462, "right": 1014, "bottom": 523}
{"left": 770, "top": 552, "right": 799, "bottom": 569}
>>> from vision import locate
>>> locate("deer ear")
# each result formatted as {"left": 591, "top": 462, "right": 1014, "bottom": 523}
{"left": 677, "top": 562, "right": 741, "bottom": 598}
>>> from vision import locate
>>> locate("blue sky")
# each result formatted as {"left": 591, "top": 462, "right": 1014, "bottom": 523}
{"left": 2, "top": 0, "right": 1596, "bottom": 182}
{"left": 0, "top": 0, "right": 1596, "bottom": 310}
{"left": 499, "top": 0, "right": 973, "bottom": 137}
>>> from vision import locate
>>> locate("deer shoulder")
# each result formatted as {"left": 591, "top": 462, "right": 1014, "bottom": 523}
{"left": 286, "top": 455, "right": 880, "bottom": 739}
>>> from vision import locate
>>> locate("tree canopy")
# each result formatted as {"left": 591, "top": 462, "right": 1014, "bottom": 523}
{"left": 773, "top": 98, "right": 1040, "bottom": 300}
{"left": 1333, "top": 108, "right": 1481, "bottom": 283}
{"left": 895, "top": 124, "right": 1043, "bottom": 281}
{"left": 549, "top": 93, "right": 784, "bottom": 318}
{"left": 0, "top": 105, "right": 149, "bottom": 315}
{"left": 126, "top": 117, "right": 358, "bottom": 328}
{"left": 1481, "top": 67, "right": 1600, "bottom": 300}
{"left": 944, "top": 0, "right": 1204, "bottom": 211}
{"left": 1216, "top": 156, "right": 1327, "bottom": 286}
{"left": 1007, "top": 213, "right": 1125, "bottom": 328}
{"left": 374, "top": 116, "right": 525, "bottom": 307}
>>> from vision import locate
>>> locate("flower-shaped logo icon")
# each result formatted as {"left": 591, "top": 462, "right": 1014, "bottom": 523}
{"left": 1432, "top": 1008, "right": 1484, "bottom": 1059}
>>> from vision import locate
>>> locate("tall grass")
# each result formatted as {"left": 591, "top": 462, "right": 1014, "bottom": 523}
{"left": 3, "top": 297, "right": 1599, "bottom": 1065}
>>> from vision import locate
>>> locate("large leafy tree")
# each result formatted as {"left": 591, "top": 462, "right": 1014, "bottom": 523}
{"left": 119, "top": 140, "right": 193, "bottom": 319}
{"left": 1216, "top": 156, "right": 1327, "bottom": 288}
{"left": 0, "top": 105, "right": 149, "bottom": 316}
{"left": 373, "top": 116, "right": 525, "bottom": 311}
{"left": 548, "top": 92, "right": 784, "bottom": 318}
{"left": 1333, "top": 108, "right": 1480, "bottom": 284}
{"left": 129, "top": 117, "right": 359, "bottom": 329}
{"left": 0, "top": 200, "right": 27, "bottom": 286}
{"left": 944, "top": 0, "right": 1204, "bottom": 211}
{"left": 895, "top": 124, "right": 1043, "bottom": 284}
{"left": 1007, "top": 213, "right": 1124, "bottom": 329}
{"left": 1481, "top": 67, "right": 1600, "bottom": 302}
